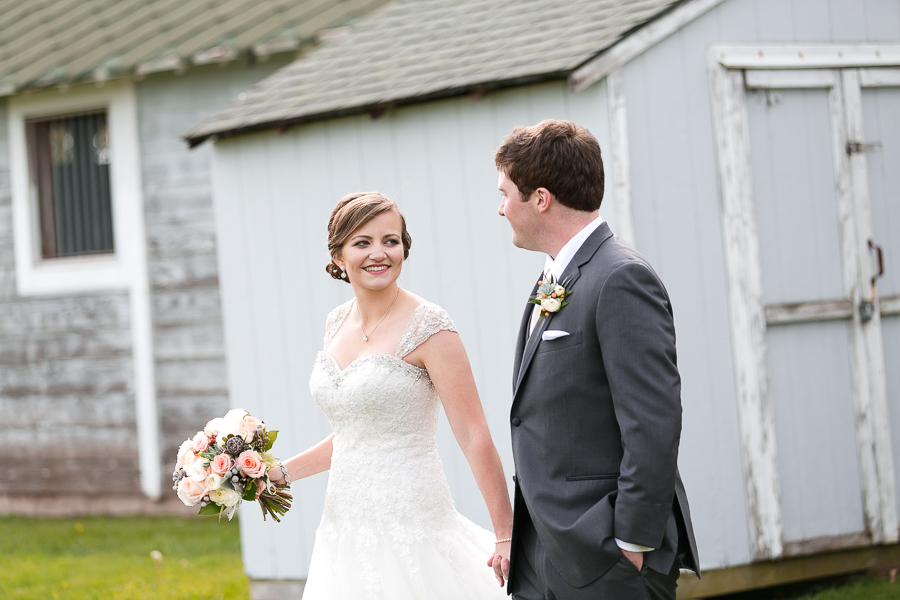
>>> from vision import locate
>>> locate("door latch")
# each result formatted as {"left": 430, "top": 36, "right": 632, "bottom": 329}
{"left": 860, "top": 240, "right": 885, "bottom": 323}
{"left": 846, "top": 141, "right": 882, "bottom": 155}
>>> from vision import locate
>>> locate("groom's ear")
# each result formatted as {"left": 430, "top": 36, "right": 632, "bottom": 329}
{"left": 534, "top": 187, "right": 554, "bottom": 214}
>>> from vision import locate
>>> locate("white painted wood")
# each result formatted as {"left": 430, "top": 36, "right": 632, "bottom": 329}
{"left": 764, "top": 300, "right": 853, "bottom": 325}
{"left": 860, "top": 68, "right": 900, "bottom": 87}
{"left": 745, "top": 69, "right": 838, "bottom": 89}
{"left": 712, "top": 44, "right": 900, "bottom": 70}
{"left": 606, "top": 69, "right": 635, "bottom": 246}
{"left": 569, "top": 0, "right": 729, "bottom": 92}
{"left": 708, "top": 61, "right": 782, "bottom": 560}
{"left": 842, "top": 69, "right": 898, "bottom": 543}
{"left": 7, "top": 79, "right": 161, "bottom": 499}
{"left": 883, "top": 296, "right": 900, "bottom": 317}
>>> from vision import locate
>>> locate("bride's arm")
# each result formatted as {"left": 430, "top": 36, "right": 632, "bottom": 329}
{"left": 268, "top": 433, "right": 335, "bottom": 484}
{"left": 414, "top": 331, "right": 514, "bottom": 578}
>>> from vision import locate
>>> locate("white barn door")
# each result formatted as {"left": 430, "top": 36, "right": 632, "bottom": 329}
{"left": 710, "top": 49, "right": 900, "bottom": 560}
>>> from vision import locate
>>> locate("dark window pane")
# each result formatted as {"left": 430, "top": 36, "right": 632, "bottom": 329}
{"left": 26, "top": 111, "right": 114, "bottom": 258}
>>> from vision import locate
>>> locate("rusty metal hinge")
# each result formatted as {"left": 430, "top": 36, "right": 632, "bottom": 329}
{"left": 846, "top": 141, "right": 882, "bottom": 155}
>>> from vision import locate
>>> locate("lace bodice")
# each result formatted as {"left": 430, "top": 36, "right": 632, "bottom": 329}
{"left": 304, "top": 300, "right": 504, "bottom": 600}
{"left": 310, "top": 300, "right": 460, "bottom": 533}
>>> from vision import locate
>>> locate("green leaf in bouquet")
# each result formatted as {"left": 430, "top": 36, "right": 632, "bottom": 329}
{"left": 220, "top": 479, "right": 235, "bottom": 491}
{"left": 242, "top": 481, "right": 257, "bottom": 502}
{"left": 198, "top": 502, "right": 224, "bottom": 516}
{"left": 264, "top": 430, "right": 278, "bottom": 451}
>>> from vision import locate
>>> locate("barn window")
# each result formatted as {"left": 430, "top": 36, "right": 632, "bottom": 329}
{"left": 25, "top": 112, "right": 115, "bottom": 259}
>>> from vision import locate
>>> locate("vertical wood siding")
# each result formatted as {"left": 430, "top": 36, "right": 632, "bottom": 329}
{"left": 619, "top": 0, "right": 900, "bottom": 569}
{"left": 211, "top": 80, "right": 623, "bottom": 580}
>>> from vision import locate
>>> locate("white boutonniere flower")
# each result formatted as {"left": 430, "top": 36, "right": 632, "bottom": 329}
{"left": 529, "top": 275, "right": 573, "bottom": 319}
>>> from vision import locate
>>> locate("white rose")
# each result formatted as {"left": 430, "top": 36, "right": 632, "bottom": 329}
{"left": 554, "top": 285, "right": 565, "bottom": 296}
{"left": 175, "top": 439, "right": 193, "bottom": 470}
{"left": 187, "top": 457, "right": 208, "bottom": 483}
{"left": 223, "top": 409, "right": 248, "bottom": 424}
{"left": 541, "top": 298, "right": 561, "bottom": 313}
{"left": 209, "top": 487, "right": 242, "bottom": 508}
{"left": 204, "top": 417, "right": 225, "bottom": 437}
{"left": 205, "top": 473, "right": 223, "bottom": 491}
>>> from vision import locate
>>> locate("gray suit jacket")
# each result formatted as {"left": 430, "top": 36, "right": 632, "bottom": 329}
{"left": 508, "top": 222, "right": 700, "bottom": 590}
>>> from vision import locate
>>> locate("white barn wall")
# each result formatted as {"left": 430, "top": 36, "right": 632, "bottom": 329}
{"left": 210, "top": 79, "right": 626, "bottom": 580}
{"left": 620, "top": 0, "right": 900, "bottom": 570}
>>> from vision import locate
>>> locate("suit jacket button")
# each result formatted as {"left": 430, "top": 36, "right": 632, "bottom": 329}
{"left": 511, "top": 417, "right": 521, "bottom": 427}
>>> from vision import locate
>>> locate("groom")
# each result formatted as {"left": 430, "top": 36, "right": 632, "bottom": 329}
{"left": 490, "top": 120, "right": 700, "bottom": 599}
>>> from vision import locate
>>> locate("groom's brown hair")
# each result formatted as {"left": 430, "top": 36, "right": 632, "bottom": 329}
{"left": 494, "top": 120, "right": 604, "bottom": 212}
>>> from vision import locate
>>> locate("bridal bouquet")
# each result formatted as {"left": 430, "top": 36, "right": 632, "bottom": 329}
{"left": 172, "top": 409, "right": 292, "bottom": 521}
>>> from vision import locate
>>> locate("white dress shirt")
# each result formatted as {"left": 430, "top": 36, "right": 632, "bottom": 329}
{"left": 538, "top": 215, "right": 654, "bottom": 554}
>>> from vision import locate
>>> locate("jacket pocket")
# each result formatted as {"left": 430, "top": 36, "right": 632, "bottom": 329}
{"left": 565, "top": 472, "right": 619, "bottom": 482}
{"left": 536, "top": 331, "right": 582, "bottom": 354}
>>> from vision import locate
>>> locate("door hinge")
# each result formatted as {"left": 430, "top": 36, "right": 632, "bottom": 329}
{"left": 846, "top": 141, "right": 882, "bottom": 155}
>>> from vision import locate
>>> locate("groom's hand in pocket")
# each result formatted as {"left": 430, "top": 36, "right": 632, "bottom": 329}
{"left": 620, "top": 548, "right": 644, "bottom": 571}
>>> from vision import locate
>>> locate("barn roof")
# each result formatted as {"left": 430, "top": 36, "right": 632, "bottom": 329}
{"left": 0, "top": 0, "right": 392, "bottom": 97}
{"left": 183, "top": 0, "right": 683, "bottom": 146}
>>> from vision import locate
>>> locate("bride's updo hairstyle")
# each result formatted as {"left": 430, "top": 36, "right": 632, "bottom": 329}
{"left": 325, "top": 192, "right": 412, "bottom": 284}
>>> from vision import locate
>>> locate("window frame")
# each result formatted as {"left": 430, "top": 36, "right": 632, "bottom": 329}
{"left": 9, "top": 79, "right": 143, "bottom": 295}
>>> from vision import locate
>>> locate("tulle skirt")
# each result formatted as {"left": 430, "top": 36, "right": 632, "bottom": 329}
{"left": 302, "top": 511, "right": 507, "bottom": 599}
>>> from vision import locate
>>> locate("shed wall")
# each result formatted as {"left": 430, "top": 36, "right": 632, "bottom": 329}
{"left": 209, "top": 79, "right": 686, "bottom": 580}
{"left": 621, "top": 0, "right": 900, "bottom": 569}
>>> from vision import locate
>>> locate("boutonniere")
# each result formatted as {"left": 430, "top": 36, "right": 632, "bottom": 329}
{"left": 529, "top": 275, "right": 574, "bottom": 319}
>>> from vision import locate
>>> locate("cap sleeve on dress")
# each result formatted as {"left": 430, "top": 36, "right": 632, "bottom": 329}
{"left": 323, "top": 300, "right": 354, "bottom": 350}
{"left": 395, "top": 303, "right": 458, "bottom": 359}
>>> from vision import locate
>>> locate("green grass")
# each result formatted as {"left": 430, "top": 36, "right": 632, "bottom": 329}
{"left": 800, "top": 577, "right": 900, "bottom": 600}
{"left": 0, "top": 515, "right": 250, "bottom": 600}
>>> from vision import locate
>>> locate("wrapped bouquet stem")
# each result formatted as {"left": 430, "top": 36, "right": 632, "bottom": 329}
{"left": 172, "top": 409, "right": 292, "bottom": 522}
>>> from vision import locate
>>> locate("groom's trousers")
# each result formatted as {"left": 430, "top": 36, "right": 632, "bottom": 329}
{"left": 511, "top": 508, "right": 681, "bottom": 600}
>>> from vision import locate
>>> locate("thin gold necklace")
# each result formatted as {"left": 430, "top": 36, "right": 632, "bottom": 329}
{"left": 356, "top": 288, "right": 399, "bottom": 342}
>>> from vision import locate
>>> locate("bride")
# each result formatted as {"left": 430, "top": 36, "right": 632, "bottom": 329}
{"left": 266, "top": 192, "right": 513, "bottom": 598}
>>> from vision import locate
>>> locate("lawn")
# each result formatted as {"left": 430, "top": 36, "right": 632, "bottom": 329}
{"left": 798, "top": 577, "right": 900, "bottom": 600}
{"left": 0, "top": 514, "right": 250, "bottom": 600}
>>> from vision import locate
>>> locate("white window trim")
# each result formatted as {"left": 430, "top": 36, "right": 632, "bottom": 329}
{"left": 707, "top": 44, "right": 900, "bottom": 561}
{"left": 8, "top": 79, "right": 161, "bottom": 500}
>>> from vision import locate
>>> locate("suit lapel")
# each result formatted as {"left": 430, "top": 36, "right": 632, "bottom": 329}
{"left": 513, "top": 277, "right": 542, "bottom": 388}
{"left": 513, "top": 222, "right": 615, "bottom": 399}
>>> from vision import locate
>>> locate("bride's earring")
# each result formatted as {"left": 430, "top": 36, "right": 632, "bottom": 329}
{"left": 339, "top": 266, "right": 347, "bottom": 279}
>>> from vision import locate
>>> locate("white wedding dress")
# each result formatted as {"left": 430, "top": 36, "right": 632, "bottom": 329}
{"left": 303, "top": 300, "right": 506, "bottom": 599}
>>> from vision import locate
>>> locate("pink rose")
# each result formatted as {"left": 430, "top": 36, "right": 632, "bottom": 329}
{"left": 192, "top": 431, "right": 209, "bottom": 453}
{"left": 237, "top": 450, "right": 266, "bottom": 479}
{"left": 242, "top": 414, "right": 262, "bottom": 432}
{"left": 177, "top": 477, "right": 208, "bottom": 507}
{"left": 210, "top": 453, "right": 233, "bottom": 477}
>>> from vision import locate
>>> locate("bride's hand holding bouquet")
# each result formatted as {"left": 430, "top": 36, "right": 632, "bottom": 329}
{"left": 172, "top": 408, "right": 292, "bottom": 521}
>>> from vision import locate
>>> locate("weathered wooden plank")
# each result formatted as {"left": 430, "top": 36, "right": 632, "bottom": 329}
{"left": 764, "top": 299, "right": 852, "bottom": 325}
{"left": 0, "top": 355, "right": 132, "bottom": 398}
{"left": 782, "top": 531, "right": 871, "bottom": 557}
{"left": 864, "top": 0, "right": 900, "bottom": 42}
{"left": 147, "top": 219, "right": 217, "bottom": 260}
{"left": 154, "top": 322, "right": 224, "bottom": 361}
{"left": 0, "top": 293, "right": 131, "bottom": 334}
{"left": 569, "top": 0, "right": 729, "bottom": 92}
{"left": 1, "top": 457, "right": 140, "bottom": 493}
{"left": 708, "top": 60, "right": 783, "bottom": 559}
{"left": 154, "top": 358, "right": 228, "bottom": 396}
{"left": 152, "top": 288, "right": 222, "bottom": 327}
{"left": 0, "top": 393, "right": 135, "bottom": 428}
{"left": 713, "top": 44, "right": 900, "bottom": 69}
{"left": 607, "top": 69, "right": 636, "bottom": 246}
{"left": 842, "top": 69, "right": 898, "bottom": 543}
{"left": 676, "top": 542, "right": 900, "bottom": 599}
{"left": 0, "top": 328, "right": 132, "bottom": 364}
{"left": 745, "top": 69, "right": 838, "bottom": 89}
{"left": 148, "top": 252, "right": 220, "bottom": 290}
